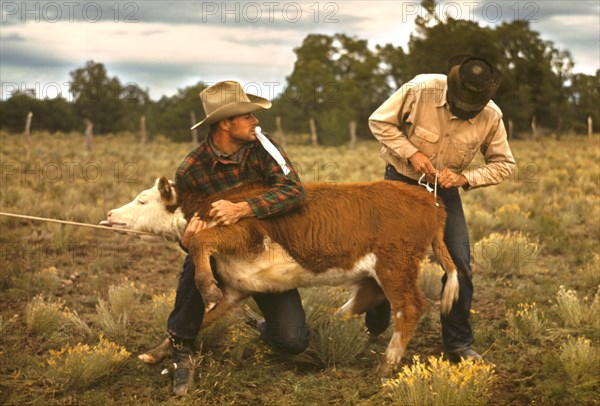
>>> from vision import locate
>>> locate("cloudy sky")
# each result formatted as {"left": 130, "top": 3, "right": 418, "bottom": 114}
{"left": 1, "top": 1, "right": 598, "bottom": 101}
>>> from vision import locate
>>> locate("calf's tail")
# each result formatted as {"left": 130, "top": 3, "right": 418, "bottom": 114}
{"left": 432, "top": 208, "right": 459, "bottom": 315}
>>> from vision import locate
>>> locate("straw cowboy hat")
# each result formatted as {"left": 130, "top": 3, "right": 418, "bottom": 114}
{"left": 190, "top": 81, "right": 272, "bottom": 130}
{"left": 446, "top": 55, "right": 503, "bottom": 115}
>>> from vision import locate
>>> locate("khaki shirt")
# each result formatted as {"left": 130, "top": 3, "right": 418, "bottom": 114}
{"left": 369, "top": 74, "right": 516, "bottom": 189}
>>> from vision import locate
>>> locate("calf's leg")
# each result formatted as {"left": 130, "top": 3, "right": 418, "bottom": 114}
{"left": 337, "top": 278, "right": 386, "bottom": 316}
{"left": 189, "top": 224, "right": 260, "bottom": 311}
{"left": 201, "top": 289, "right": 247, "bottom": 328}
{"left": 189, "top": 232, "right": 223, "bottom": 311}
{"left": 375, "top": 259, "right": 426, "bottom": 376}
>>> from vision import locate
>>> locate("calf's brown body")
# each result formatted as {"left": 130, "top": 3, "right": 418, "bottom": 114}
{"left": 149, "top": 178, "right": 459, "bottom": 374}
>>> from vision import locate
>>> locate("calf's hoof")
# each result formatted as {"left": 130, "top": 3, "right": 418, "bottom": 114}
{"left": 201, "top": 284, "right": 223, "bottom": 311}
{"left": 377, "top": 362, "right": 396, "bottom": 378}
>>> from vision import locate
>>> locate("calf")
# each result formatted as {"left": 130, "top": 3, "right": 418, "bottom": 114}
{"left": 104, "top": 177, "right": 459, "bottom": 375}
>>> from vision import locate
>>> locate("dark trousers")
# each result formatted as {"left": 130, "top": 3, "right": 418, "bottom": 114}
{"left": 167, "top": 255, "right": 309, "bottom": 354}
{"left": 366, "top": 164, "right": 474, "bottom": 352}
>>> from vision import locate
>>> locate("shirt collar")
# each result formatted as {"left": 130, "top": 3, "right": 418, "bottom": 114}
{"left": 208, "top": 134, "right": 230, "bottom": 159}
{"left": 207, "top": 134, "right": 253, "bottom": 167}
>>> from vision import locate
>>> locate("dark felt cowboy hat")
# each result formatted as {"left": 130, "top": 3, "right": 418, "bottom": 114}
{"left": 446, "top": 55, "right": 502, "bottom": 115}
{"left": 191, "top": 81, "right": 272, "bottom": 130}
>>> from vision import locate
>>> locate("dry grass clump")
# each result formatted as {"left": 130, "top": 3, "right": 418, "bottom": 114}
{"left": 9, "top": 266, "right": 63, "bottom": 300}
{"left": 474, "top": 231, "right": 539, "bottom": 275}
{"left": 302, "top": 311, "right": 367, "bottom": 369}
{"left": 46, "top": 335, "right": 130, "bottom": 391}
{"left": 95, "top": 281, "right": 142, "bottom": 342}
{"left": 494, "top": 203, "right": 531, "bottom": 232}
{"left": 577, "top": 254, "right": 600, "bottom": 289}
{"left": 541, "top": 336, "right": 600, "bottom": 403}
{"left": 505, "top": 302, "right": 546, "bottom": 342}
{"left": 555, "top": 286, "right": 600, "bottom": 336}
{"left": 25, "top": 295, "right": 91, "bottom": 340}
{"left": 559, "top": 336, "right": 599, "bottom": 393}
{"left": 296, "top": 288, "right": 368, "bottom": 369}
{"left": 385, "top": 355, "right": 495, "bottom": 405}
{"left": 25, "top": 295, "right": 65, "bottom": 336}
{"left": 107, "top": 281, "right": 143, "bottom": 317}
{"left": 465, "top": 206, "right": 497, "bottom": 242}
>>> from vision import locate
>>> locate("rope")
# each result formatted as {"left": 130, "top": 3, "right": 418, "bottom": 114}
{"left": 0, "top": 212, "right": 156, "bottom": 236}
{"left": 418, "top": 173, "right": 440, "bottom": 207}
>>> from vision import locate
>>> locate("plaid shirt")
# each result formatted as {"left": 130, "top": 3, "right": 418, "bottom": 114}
{"left": 175, "top": 134, "right": 305, "bottom": 219}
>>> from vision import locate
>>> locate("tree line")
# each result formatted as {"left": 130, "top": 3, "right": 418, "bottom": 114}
{"left": 1, "top": 1, "right": 598, "bottom": 145}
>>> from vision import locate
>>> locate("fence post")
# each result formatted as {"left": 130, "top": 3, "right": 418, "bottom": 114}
{"left": 349, "top": 120, "right": 357, "bottom": 149}
{"left": 508, "top": 119, "right": 514, "bottom": 140}
{"left": 24, "top": 111, "right": 33, "bottom": 161}
{"left": 309, "top": 118, "right": 318, "bottom": 146}
{"left": 531, "top": 116, "right": 537, "bottom": 141}
{"left": 276, "top": 116, "right": 285, "bottom": 147}
{"left": 140, "top": 115, "right": 147, "bottom": 146}
{"left": 588, "top": 116, "right": 593, "bottom": 142}
{"left": 84, "top": 119, "right": 93, "bottom": 152}
{"left": 190, "top": 111, "right": 199, "bottom": 147}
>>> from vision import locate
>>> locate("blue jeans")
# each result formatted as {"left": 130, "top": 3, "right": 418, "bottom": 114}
{"left": 365, "top": 165, "right": 474, "bottom": 352}
{"left": 167, "top": 255, "right": 309, "bottom": 354}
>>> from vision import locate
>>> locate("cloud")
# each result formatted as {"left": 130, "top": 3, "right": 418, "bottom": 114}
{"left": 111, "top": 59, "right": 292, "bottom": 100}
{"left": 0, "top": 43, "right": 73, "bottom": 68}
{"left": 1, "top": 1, "right": 598, "bottom": 101}
{"left": 1, "top": 21, "right": 294, "bottom": 64}
{"left": 1, "top": 1, "right": 365, "bottom": 30}
{"left": 539, "top": 15, "right": 599, "bottom": 73}
{"left": 1, "top": 32, "right": 26, "bottom": 41}
{"left": 521, "top": 1, "right": 599, "bottom": 19}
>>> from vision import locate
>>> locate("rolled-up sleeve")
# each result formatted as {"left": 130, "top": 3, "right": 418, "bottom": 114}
{"left": 369, "top": 85, "right": 419, "bottom": 160}
{"left": 462, "top": 118, "right": 516, "bottom": 189}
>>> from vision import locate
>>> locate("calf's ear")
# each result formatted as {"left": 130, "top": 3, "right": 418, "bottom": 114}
{"left": 158, "top": 176, "right": 176, "bottom": 205}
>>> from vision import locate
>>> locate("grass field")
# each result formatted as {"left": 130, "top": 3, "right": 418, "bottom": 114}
{"left": 0, "top": 131, "right": 598, "bottom": 405}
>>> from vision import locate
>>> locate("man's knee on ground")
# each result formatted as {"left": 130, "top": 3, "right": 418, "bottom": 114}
{"left": 275, "top": 334, "right": 309, "bottom": 355}
{"left": 264, "top": 322, "right": 309, "bottom": 355}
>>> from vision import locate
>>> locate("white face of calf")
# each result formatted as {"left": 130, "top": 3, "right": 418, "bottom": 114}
{"left": 101, "top": 177, "right": 187, "bottom": 241}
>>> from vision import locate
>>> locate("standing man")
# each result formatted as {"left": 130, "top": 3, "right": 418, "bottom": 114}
{"left": 368, "top": 55, "right": 516, "bottom": 361}
{"left": 167, "top": 81, "right": 308, "bottom": 395}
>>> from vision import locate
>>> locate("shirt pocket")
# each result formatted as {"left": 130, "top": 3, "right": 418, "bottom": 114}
{"left": 410, "top": 125, "right": 440, "bottom": 158}
{"left": 451, "top": 138, "right": 481, "bottom": 168}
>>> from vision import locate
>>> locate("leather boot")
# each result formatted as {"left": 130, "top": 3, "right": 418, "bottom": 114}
{"left": 447, "top": 347, "right": 483, "bottom": 363}
{"left": 169, "top": 334, "right": 195, "bottom": 396}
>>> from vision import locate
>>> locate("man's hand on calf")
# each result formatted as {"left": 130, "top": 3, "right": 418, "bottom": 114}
{"left": 209, "top": 200, "right": 253, "bottom": 225}
{"left": 409, "top": 151, "right": 437, "bottom": 183}
{"left": 180, "top": 214, "right": 208, "bottom": 249}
